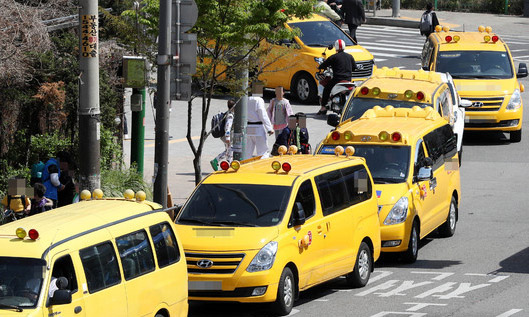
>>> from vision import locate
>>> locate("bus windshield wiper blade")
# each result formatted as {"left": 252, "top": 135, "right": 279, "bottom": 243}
{"left": 0, "top": 304, "right": 23, "bottom": 312}
{"left": 210, "top": 221, "right": 258, "bottom": 227}
{"left": 177, "top": 218, "right": 215, "bottom": 226}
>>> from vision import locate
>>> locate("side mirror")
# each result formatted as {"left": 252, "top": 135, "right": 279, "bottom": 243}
{"left": 278, "top": 39, "right": 292, "bottom": 47}
{"left": 517, "top": 63, "right": 528, "bottom": 78}
{"left": 422, "top": 65, "right": 429, "bottom": 71}
{"left": 50, "top": 289, "right": 72, "bottom": 305}
{"left": 292, "top": 202, "right": 306, "bottom": 227}
{"left": 421, "top": 157, "right": 434, "bottom": 167}
{"left": 328, "top": 44, "right": 334, "bottom": 50}
{"left": 327, "top": 114, "right": 340, "bottom": 127}
{"left": 459, "top": 99, "right": 472, "bottom": 108}
{"left": 417, "top": 166, "right": 433, "bottom": 181}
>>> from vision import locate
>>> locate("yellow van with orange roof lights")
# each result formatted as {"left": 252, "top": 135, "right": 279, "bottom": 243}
{"left": 421, "top": 25, "right": 528, "bottom": 142}
{"left": 317, "top": 106, "right": 461, "bottom": 263}
{"left": 174, "top": 148, "right": 381, "bottom": 315}
{"left": 0, "top": 190, "right": 188, "bottom": 317}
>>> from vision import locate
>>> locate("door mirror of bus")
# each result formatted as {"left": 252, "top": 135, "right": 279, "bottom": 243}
{"left": 517, "top": 63, "right": 528, "bottom": 78}
{"left": 459, "top": 99, "right": 472, "bottom": 108}
{"left": 421, "top": 157, "right": 434, "bottom": 168}
{"left": 292, "top": 202, "right": 306, "bottom": 227}
{"left": 422, "top": 65, "right": 429, "bottom": 71}
{"left": 327, "top": 114, "right": 340, "bottom": 127}
{"left": 50, "top": 289, "right": 72, "bottom": 305}
{"left": 417, "top": 166, "right": 433, "bottom": 181}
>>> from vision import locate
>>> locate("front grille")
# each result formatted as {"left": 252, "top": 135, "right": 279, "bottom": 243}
{"left": 464, "top": 96, "right": 504, "bottom": 112}
{"left": 465, "top": 119, "right": 519, "bottom": 128}
{"left": 189, "top": 286, "right": 265, "bottom": 298}
{"left": 186, "top": 252, "right": 245, "bottom": 274}
{"left": 352, "top": 60, "right": 374, "bottom": 78}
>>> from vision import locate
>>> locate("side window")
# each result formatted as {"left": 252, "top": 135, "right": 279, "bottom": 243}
{"left": 315, "top": 170, "right": 349, "bottom": 216}
{"left": 49, "top": 255, "right": 78, "bottom": 298}
{"left": 116, "top": 230, "right": 155, "bottom": 280}
{"left": 342, "top": 165, "right": 372, "bottom": 205}
{"left": 149, "top": 222, "right": 181, "bottom": 268}
{"left": 414, "top": 140, "right": 426, "bottom": 178}
{"left": 423, "top": 129, "right": 444, "bottom": 170}
{"left": 440, "top": 124, "right": 457, "bottom": 158}
{"left": 440, "top": 90, "right": 451, "bottom": 123}
{"left": 295, "top": 180, "right": 316, "bottom": 218}
{"left": 79, "top": 242, "right": 121, "bottom": 293}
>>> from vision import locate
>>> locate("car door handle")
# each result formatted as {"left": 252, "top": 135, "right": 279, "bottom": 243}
{"left": 429, "top": 177, "right": 437, "bottom": 190}
{"left": 74, "top": 306, "right": 83, "bottom": 314}
{"left": 317, "top": 225, "right": 323, "bottom": 234}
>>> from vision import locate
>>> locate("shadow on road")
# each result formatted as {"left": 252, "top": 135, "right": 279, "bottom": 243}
{"left": 462, "top": 130, "right": 512, "bottom": 146}
{"left": 491, "top": 246, "right": 529, "bottom": 274}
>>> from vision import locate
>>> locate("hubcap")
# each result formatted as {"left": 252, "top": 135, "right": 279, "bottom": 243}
{"left": 358, "top": 249, "right": 370, "bottom": 280}
{"left": 297, "top": 79, "right": 309, "bottom": 100}
{"left": 283, "top": 275, "right": 293, "bottom": 308}
{"left": 449, "top": 202, "right": 456, "bottom": 230}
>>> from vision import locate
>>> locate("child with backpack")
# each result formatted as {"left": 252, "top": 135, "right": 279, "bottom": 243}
{"left": 419, "top": 3, "right": 439, "bottom": 39}
{"left": 210, "top": 99, "right": 236, "bottom": 171}
{"left": 267, "top": 86, "right": 293, "bottom": 138}
{"left": 271, "top": 113, "right": 312, "bottom": 155}
{"left": 1, "top": 178, "right": 31, "bottom": 223}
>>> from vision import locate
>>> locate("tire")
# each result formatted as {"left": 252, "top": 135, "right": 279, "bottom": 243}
{"left": 292, "top": 73, "right": 318, "bottom": 104}
{"left": 439, "top": 196, "right": 457, "bottom": 238}
{"left": 401, "top": 220, "right": 419, "bottom": 264}
{"left": 510, "top": 129, "right": 522, "bottom": 142}
{"left": 345, "top": 241, "right": 372, "bottom": 288}
{"left": 458, "top": 146, "right": 463, "bottom": 167}
{"left": 272, "top": 267, "right": 295, "bottom": 316}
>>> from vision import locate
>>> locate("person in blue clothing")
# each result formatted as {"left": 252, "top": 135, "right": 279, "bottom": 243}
{"left": 42, "top": 156, "right": 65, "bottom": 209}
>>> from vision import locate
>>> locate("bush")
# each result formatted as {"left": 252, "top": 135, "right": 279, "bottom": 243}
{"left": 100, "top": 164, "right": 153, "bottom": 200}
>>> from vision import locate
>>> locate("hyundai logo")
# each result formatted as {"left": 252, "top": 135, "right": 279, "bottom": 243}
{"left": 361, "top": 136, "right": 372, "bottom": 142}
{"left": 197, "top": 259, "right": 214, "bottom": 269}
{"left": 356, "top": 64, "right": 364, "bottom": 70}
{"left": 471, "top": 101, "right": 484, "bottom": 108}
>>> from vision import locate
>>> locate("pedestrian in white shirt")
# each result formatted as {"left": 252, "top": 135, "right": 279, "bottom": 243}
{"left": 245, "top": 96, "right": 274, "bottom": 159}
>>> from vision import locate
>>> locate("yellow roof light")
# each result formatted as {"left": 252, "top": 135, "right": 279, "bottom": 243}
{"left": 334, "top": 146, "right": 345, "bottom": 156}
{"left": 16, "top": 227, "right": 27, "bottom": 239}
{"left": 378, "top": 131, "right": 389, "bottom": 141}
{"left": 478, "top": 25, "right": 485, "bottom": 32}
{"left": 484, "top": 35, "right": 491, "bottom": 42}
{"left": 230, "top": 160, "right": 241, "bottom": 171}
{"left": 435, "top": 25, "right": 442, "bottom": 32}
{"left": 372, "top": 87, "right": 381, "bottom": 96}
{"left": 80, "top": 189, "right": 91, "bottom": 201}
{"left": 288, "top": 145, "right": 298, "bottom": 155}
{"left": 277, "top": 145, "right": 288, "bottom": 156}
{"left": 485, "top": 26, "right": 492, "bottom": 33}
{"left": 345, "top": 146, "right": 355, "bottom": 157}
{"left": 93, "top": 188, "right": 104, "bottom": 199}
{"left": 271, "top": 160, "right": 281, "bottom": 172}
{"left": 442, "top": 25, "right": 450, "bottom": 32}
{"left": 124, "top": 189, "right": 135, "bottom": 200}
{"left": 404, "top": 90, "right": 414, "bottom": 98}
{"left": 453, "top": 35, "right": 460, "bottom": 42}
{"left": 344, "top": 130, "right": 354, "bottom": 141}
{"left": 136, "top": 190, "right": 146, "bottom": 202}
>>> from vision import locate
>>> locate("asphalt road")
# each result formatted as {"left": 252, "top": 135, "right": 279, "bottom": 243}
{"left": 124, "top": 23, "right": 529, "bottom": 317}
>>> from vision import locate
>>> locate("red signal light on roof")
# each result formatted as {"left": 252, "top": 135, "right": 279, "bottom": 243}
{"left": 416, "top": 91, "right": 425, "bottom": 100}
{"left": 360, "top": 87, "right": 369, "bottom": 95}
{"left": 28, "top": 229, "right": 39, "bottom": 240}
{"left": 331, "top": 131, "right": 340, "bottom": 140}
{"left": 492, "top": 35, "right": 499, "bottom": 43}
{"left": 282, "top": 162, "right": 292, "bottom": 173}
{"left": 219, "top": 161, "right": 230, "bottom": 171}
{"left": 445, "top": 35, "right": 452, "bottom": 43}
{"left": 391, "top": 132, "right": 402, "bottom": 142}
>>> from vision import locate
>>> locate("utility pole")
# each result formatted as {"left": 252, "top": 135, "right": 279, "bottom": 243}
{"left": 232, "top": 60, "right": 248, "bottom": 161}
{"left": 153, "top": 0, "right": 172, "bottom": 207}
{"left": 392, "top": 0, "right": 400, "bottom": 17}
{"left": 78, "top": 0, "right": 100, "bottom": 192}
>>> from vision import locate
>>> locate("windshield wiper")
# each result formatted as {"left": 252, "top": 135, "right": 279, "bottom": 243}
{"left": 210, "top": 220, "right": 258, "bottom": 227}
{"left": 0, "top": 304, "right": 23, "bottom": 312}
{"left": 374, "top": 177, "right": 403, "bottom": 184}
{"left": 304, "top": 43, "right": 329, "bottom": 47}
{"left": 177, "top": 218, "right": 215, "bottom": 226}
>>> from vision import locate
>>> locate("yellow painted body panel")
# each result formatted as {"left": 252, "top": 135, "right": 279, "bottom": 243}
{"left": 427, "top": 29, "right": 523, "bottom": 132}
{"left": 176, "top": 155, "right": 381, "bottom": 303}
{"left": 0, "top": 199, "right": 188, "bottom": 317}
{"left": 317, "top": 106, "right": 461, "bottom": 253}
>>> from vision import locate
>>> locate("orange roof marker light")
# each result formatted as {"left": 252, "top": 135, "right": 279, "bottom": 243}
{"left": 80, "top": 189, "right": 91, "bottom": 201}
{"left": 442, "top": 25, "right": 450, "bottom": 32}
{"left": 93, "top": 188, "right": 104, "bottom": 199}
{"left": 478, "top": 25, "right": 485, "bottom": 32}
{"left": 334, "top": 146, "right": 345, "bottom": 156}
{"left": 136, "top": 190, "right": 146, "bottom": 202}
{"left": 435, "top": 25, "right": 442, "bottom": 32}
{"left": 124, "top": 189, "right": 135, "bottom": 200}
{"left": 345, "top": 146, "right": 355, "bottom": 157}
{"left": 277, "top": 145, "right": 288, "bottom": 156}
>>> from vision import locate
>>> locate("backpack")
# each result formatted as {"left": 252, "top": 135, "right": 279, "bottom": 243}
{"left": 7, "top": 195, "right": 27, "bottom": 212}
{"left": 30, "top": 161, "right": 45, "bottom": 185}
{"left": 211, "top": 112, "right": 227, "bottom": 138}
{"left": 419, "top": 11, "right": 433, "bottom": 35}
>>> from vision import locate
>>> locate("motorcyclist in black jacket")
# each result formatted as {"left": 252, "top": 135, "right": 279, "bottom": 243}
{"left": 317, "top": 39, "right": 356, "bottom": 115}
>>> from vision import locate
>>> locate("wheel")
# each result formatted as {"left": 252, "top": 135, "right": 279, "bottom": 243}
{"left": 510, "top": 129, "right": 522, "bottom": 142}
{"left": 458, "top": 146, "right": 463, "bottom": 167}
{"left": 401, "top": 220, "right": 419, "bottom": 263}
{"left": 272, "top": 267, "right": 295, "bottom": 316}
{"left": 292, "top": 73, "right": 318, "bottom": 104}
{"left": 439, "top": 196, "right": 457, "bottom": 238}
{"left": 345, "top": 241, "right": 372, "bottom": 288}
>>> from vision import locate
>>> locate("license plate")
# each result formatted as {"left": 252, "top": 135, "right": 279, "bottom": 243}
{"left": 188, "top": 281, "right": 222, "bottom": 291}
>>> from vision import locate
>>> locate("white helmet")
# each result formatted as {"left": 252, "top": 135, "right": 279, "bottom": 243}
{"left": 334, "top": 39, "right": 346, "bottom": 51}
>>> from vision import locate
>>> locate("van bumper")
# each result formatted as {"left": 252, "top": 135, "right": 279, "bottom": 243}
{"left": 380, "top": 221, "right": 411, "bottom": 253}
{"left": 463, "top": 106, "right": 523, "bottom": 132}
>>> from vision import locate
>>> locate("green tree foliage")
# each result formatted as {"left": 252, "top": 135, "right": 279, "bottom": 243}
{"left": 100, "top": 164, "right": 153, "bottom": 200}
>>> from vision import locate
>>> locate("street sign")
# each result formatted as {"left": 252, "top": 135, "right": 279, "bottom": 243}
{"left": 179, "top": 0, "right": 198, "bottom": 33}
{"left": 123, "top": 56, "right": 146, "bottom": 88}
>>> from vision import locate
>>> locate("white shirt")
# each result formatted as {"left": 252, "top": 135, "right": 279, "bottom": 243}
{"left": 247, "top": 97, "right": 273, "bottom": 136}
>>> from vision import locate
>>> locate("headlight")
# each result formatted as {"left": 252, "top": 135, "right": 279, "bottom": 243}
{"left": 247, "top": 241, "right": 278, "bottom": 272}
{"left": 332, "top": 96, "right": 341, "bottom": 103}
{"left": 383, "top": 196, "right": 408, "bottom": 225}
{"left": 314, "top": 57, "right": 324, "bottom": 63}
{"left": 506, "top": 89, "right": 521, "bottom": 110}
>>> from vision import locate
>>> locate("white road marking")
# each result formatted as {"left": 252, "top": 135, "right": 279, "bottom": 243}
{"left": 313, "top": 299, "right": 329, "bottom": 302}
{"left": 361, "top": 45, "right": 421, "bottom": 54}
{"left": 464, "top": 273, "right": 510, "bottom": 282}
{"left": 361, "top": 41, "right": 424, "bottom": 50}
{"left": 370, "top": 312, "right": 426, "bottom": 317}
{"left": 378, "top": 39, "right": 427, "bottom": 46}
{"left": 287, "top": 308, "right": 300, "bottom": 316}
{"left": 510, "top": 49, "right": 528, "bottom": 52}
{"left": 411, "top": 271, "right": 455, "bottom": 280}
{"left": 404, "top": 302, "right": 448, "bottom": 311}
{"left": 496, "top": 309, "right": 523, "bottom": 317}
{"left": 367, "top": 270, "right": 394, "bottom": 284}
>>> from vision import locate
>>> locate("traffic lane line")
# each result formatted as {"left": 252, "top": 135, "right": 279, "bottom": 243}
{"left": 144, "top": 135, "right": 200, "bottom": 148}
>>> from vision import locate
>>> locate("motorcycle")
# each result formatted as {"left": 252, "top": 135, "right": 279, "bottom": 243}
{"left": 315, "top": 47, "right": 356, "bottom": 115}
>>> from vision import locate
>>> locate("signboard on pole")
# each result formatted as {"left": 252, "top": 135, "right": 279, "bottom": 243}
{"left": 123, "top": 56, "right": 146, "bottom": 89}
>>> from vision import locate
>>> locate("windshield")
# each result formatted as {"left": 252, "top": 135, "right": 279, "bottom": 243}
{"left": 342, "top": 97, "right": 431, "bottom": 122}
{"left": 290, "top": 21, "right": 355, "bottom": 47}
{"left": 0, "top": 257, "right": 46, "bottom": 310}
{"left": 436, "top": 51, "right": 513, "bottom": 79}
{"left": 177, "top": 184, "right": 292, "bottom": 227}
{"left": 319, "top": 144, "right": 411, "bottom": 183}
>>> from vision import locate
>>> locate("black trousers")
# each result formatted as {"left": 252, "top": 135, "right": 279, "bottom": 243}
{"left": 321, "top": 77, "right": 341, "bottom": 108}
{"left": 348, "top": 24, "right": 359, "bottom": 43}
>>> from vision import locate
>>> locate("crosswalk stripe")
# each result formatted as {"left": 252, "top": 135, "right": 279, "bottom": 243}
{"left": 510, "top": 49, "right": 528, "bottom": 52}
{"left": 360, "top": 45, "right": 421, "bottom": 54}
{"left": 378, "top": 39, "right": 426, "bottom": 46}
{"left": 363, "top": 41, "right": 424, "bottom": 50}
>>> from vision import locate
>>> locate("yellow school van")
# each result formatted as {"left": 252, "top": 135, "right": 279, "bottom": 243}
{"left": 174, "top": 150, "right": 381, "bottom": 315}
{"left": 0, "top": 191, "right": 188, "bottom": 317}
{"left": 421, "top": 25, "right": 528, "bottom": 142}
{"left": 317, "top": 106, "right": 461, "bottom": 263}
